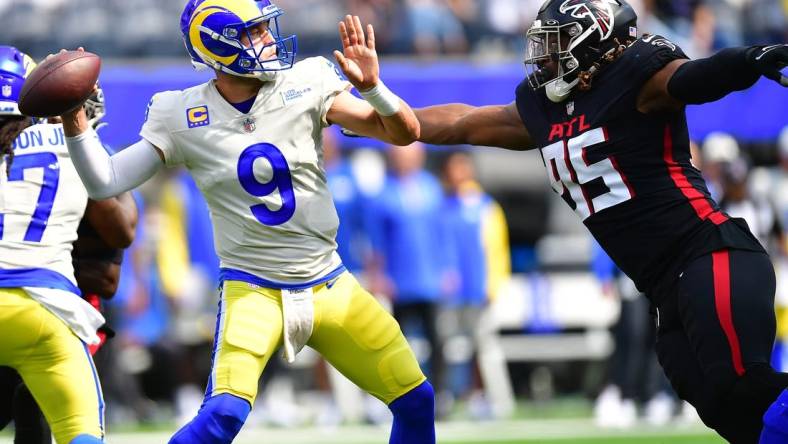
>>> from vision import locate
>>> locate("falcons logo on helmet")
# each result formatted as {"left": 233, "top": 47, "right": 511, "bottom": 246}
{"left": 559, "top": 0, "right": 617, "bottom": 40}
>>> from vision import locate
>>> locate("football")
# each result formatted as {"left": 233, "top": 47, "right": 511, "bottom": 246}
{"left": 18, "top": 50, "right": 101, "bottom": 117}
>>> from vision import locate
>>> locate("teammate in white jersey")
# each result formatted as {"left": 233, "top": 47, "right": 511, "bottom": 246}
{"left": 60, "top": 1, "right": 434, "bottom": 443}
{"left": 0, "top": 84, "right": 138, "bottom": 444}
{"left": 0, "top": 46, "right": 136, "bottom": 444}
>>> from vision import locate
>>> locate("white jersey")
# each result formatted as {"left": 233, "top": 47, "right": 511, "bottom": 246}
{"left": 0, "top": 123, "right": 87, "bottom": 283}
{"left": 141, "top": 56, "right": 351, "bottom": 284}
{"left": 0, "top": 122, "right": 104, "bottom": 344}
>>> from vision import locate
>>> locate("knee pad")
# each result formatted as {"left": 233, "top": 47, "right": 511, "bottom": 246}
{"left": 169, "top": 393, "right": 251, "bottom": 444}
{"left": 389, "top": 381, "right": 435, "bottom": 421}
{"left": 69, "top": 435, "right": 102, "bottom": 444}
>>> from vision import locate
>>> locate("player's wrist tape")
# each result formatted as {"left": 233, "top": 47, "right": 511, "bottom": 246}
{"left": 667, "top": 47, "right": 761, "bottom": 104}
{"left": 358, "top": 81, "right": 400, "bottom": 117}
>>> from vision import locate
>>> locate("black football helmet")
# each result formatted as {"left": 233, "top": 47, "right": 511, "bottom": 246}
{"left": 525, "top": 0, "right": 638, "bottom": 102}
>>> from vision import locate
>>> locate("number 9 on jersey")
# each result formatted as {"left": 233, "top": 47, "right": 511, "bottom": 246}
{"left": 237, "top": 143, "right": 296, "bottom": 226}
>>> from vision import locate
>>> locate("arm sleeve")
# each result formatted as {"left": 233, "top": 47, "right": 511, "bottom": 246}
{"left": 65, "top": 130, "right": 163, "bottom": 200}
{"left": 667, "top": 46, "right": 761, "bottom": 104}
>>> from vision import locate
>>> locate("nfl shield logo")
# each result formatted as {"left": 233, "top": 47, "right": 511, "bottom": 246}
{"left": 242, "top": 117, "right": 256, "bottom": 133}
{"left": 566, "top": 101, "right": 575, "bottom": 116}
{"left": 1, "top": 85, "right": 11, "bottom": 98}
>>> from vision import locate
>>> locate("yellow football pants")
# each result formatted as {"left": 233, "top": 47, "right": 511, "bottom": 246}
{"left": 0, "top": 288, "right": 103, "bottom": 443}
{"left": 209, "top": 272, "right": 426, "bottom": 405}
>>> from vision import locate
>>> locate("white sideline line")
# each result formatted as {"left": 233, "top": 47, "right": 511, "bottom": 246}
{"left": 1, "top": 419, "right": 714, "bottom": 444}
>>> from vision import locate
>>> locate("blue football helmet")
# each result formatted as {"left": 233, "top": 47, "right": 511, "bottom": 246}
{"left": 0, "top": 46, "right": 36, "bottom": 116}
{"left": 181, "top": 0, "right": 297, "bottom": 79}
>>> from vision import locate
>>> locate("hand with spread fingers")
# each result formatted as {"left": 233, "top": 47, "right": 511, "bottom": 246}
{"left": 333, "top": 15, "right": 379, "bottom": 92}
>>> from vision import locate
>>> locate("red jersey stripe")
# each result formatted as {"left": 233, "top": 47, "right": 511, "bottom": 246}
{"left": 712, "top": 250, "right": 745, "bottom": 376}
{"left": 663, "top": 125, "right": 728, "bottom": 225}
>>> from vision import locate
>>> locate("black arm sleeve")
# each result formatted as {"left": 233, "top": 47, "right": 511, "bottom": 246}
{"left": 667, "top": 47, "right": 761, "bottom": 104}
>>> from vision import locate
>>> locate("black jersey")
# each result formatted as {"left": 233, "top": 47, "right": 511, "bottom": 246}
{"left": 516, "top": 35, "right": 765, "bottom": 299}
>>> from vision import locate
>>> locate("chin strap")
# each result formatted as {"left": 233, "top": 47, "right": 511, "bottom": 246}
{"left": 545, "top": 77, "right": 579, "bottom": 103}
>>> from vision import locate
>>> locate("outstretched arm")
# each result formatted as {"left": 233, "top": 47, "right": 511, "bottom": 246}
{"left": 73, "top": 193, "right": 138, "bottom": 297}
{"left": 327, "top": 15, "right": 419, "bottom": 146}
{"left": 414, "top": 102, "right": 533, "bottom": 151}
{"left": 74, "top": 259, "right": 121, "bottom": 298}
{"left": 638, "top": 44, "right": 788, "bottom": 113}
{"left": 83, "top": 193, "right": 138, "bottom": 249}
{"left": 61, "top": 106, "right": 164, "bottom": 199}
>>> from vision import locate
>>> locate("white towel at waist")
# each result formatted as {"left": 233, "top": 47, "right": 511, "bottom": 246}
{"left": 281, "top": 287, "right": 315, "bottom": 363}
{"left": 23, "top": 287, "right": 104, "bottom": 345}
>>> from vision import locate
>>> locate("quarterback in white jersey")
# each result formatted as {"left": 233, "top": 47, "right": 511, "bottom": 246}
{"left": 0, "top": 46, "right": 135, "bottom": 444}
{"left": 141, "top": 56, "right": 347, "bottom": 284}
{"left": 61, "top": 1, "right": 435, "bottom": 443}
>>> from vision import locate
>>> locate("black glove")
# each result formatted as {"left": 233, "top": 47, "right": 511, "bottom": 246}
{"left": 748, "top": 44, "right": 788, "bottom": 87}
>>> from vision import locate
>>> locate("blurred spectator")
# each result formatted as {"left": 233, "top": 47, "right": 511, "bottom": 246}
{"left": 716, "top": 134, "right": 788, "bottom": 373}
{"left": 721, "top": 155, "right": 788, "bottom": 376}
{"left": 366, "top": 142, "right": 451, "bottom": 413}
{"left": 324, "top": 129, "right": 368, "bottom": 273}
{"left": 745, "top": 129, "right": 788, "bottom": 259}
{"left": 717, "top": 157, "right": 783, "bottom": 250}
{"left": 4, "top": 0, "right": 784, "bottom": 58}
{"left": 156, "top": 170, "right": 222, "bottom": 424}
{"left": 771, "top": 127, "right": 788, "bottom": 232}
{"left": 158, "top": 171, "right": 220, "bottom": 309}
{"left": 701, "top": 131, "right": 741, "bottom": 201}
{"left": 703, "top": 0, "right": 787, "bottom": 49}
{"left": 439, "top": 151, "right": 511, "bottom": 415}
{"left": 98, "top": 195, "right": 167, "bottom": 425}
{"left": 628, "top": 0, "right": 714, "bottom": 58}
{"left": 275, "top": 0, "right": 346, "bottom": 54}
{"left": 771, "top": 127, "right": 788, "bottom": 371}
{"left": 446, "top": 0, "right": 485, "bottom": 49}
{"left": 482, "top": 0, "right": 536, "bottom": 51}
{"left": 591, "top": 243, "right": 675, "bottom": 428}
{"left": 406, "top": 0, "right": 469, "bottom": 55}
{"left": 346, "top": 0, "right": 411, "bottom": 54}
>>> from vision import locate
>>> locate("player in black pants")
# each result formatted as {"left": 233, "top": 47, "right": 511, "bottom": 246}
{"left": 657, "top": 249, "right": 779, "bottom": 440}
{"left": 411, "top": 0, "right": 788, "bottom": 441}
{"left": 0, "top": 367, "right": 50, "bottom": 444}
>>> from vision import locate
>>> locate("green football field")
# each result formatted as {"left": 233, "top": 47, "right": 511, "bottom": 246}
{"left": 2, "top": 418, "right": 726, "bottom": 444}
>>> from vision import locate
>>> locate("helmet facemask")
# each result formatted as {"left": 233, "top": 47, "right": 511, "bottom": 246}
{"left": 525, "top": 21, "right": 585, "bottom": 102}
{"left": 214, "top": 16, "right": 296, "bottom": 80}
{"left": 183, "top": 0, "right": 297, "bottom": 81}
{"left": 84, "top": 87, "right": 107, "bottom": 131}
